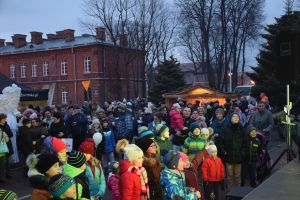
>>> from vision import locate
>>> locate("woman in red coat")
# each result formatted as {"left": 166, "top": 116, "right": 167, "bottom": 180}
{"left": 119, "top": 144, "right": 149, "bottom": 200}
{"left": 201, "top": 144, "right": 224, "bottom": 200}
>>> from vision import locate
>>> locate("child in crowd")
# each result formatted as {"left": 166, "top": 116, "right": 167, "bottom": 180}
{"left": 89, "top": 119, "right": 102, "bottom": 137}
{"left": 180, "top": 152, "right": 201, "bottom": 194}
{"left": 107, "top": 161, "right": 120, "bottom": 200}
{"left": 155, "top": 124, "right": 172, "bottom": 158}
{"left": 101, "top": 119, "right": 116, "bottom": 174}
{"left": 79, "top": 139, "right": 106, "bottom": 199}
{"left": 183, "top": 124, "right": 206, "bottom": 160}
{"left": 200, "top": 128, "right": 211, "bottom": 143}
{"left": 201, "top": 144, "right": 224, "bottom": 200}
{"left": 160, "top": 150, "right": 201, "bottom": 200}
{"left": 49, "top": 174, "right": 76, "bottom": 200}
{"left": 63, "top": 150, "right": 90, "bottom": 200}
{"left": 241, "top": 126, "right": 261, "bottom": 188}
{"left": 26, "top": 153, "right": 61, "bottom": 200}
{"left": 119, "top": 144, "right": 149, "bottom": 200}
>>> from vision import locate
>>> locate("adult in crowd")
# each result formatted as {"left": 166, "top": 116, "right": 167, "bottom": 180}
{"left": 48, "top": 112, "right": 69, "bottom": 138}
{"left": 42, "top": 110, "right": 53, "bottom": 130}
{"left": 66, "top": 108, "right": 88, "bottom": 150}
{"left": 210, "top": 108, "right": 228, "bottom": 138}
{"left": 115, "top": 103, "right": 133, "bottom": 141}
{"left": 251, "top": 101, "right": 274, "bottom": 140}
{"left": 217, "top": 113, "right": 245, "bottom": 191}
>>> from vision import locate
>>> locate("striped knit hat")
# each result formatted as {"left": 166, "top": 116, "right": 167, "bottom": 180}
{"left": 67, "top": 150, "right": 86, "bottom": 168}
{"left": 0, "top": 189, "right": 18, "bottom": 200}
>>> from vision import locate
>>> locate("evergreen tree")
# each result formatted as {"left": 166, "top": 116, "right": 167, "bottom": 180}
{"left": 148, "top": 57, "right": 186, "bottom": 104}
{"left": 247, "top": 11, "right": 300, "bottom": 109}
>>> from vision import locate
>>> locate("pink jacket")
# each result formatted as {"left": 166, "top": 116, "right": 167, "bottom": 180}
{"left": 169, "top": 109, "right": 184, "bottom": 130}
{"left": 108, "top": 173, "right": 120, "bottom": 200}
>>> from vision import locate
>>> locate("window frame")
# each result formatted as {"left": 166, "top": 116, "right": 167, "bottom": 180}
{"left": 9, "top": 64, "right": 16, "bottom": 78}
{"left": 43, "top": 61, "right": 49, "bottom": 77}
{"left": 31, "top": 62, "right": 37, "bottom": 77}
{"left": 20, "top": 63, "right": 26, "bottom": 78}
{"left": 83, "top": 56, "right": 91, "bottom": 73}
{"left": 62, "top": 89, "right": 68, "bottom": 104}
{"left": 61, "top": 59, "right": 67, "bottom": 75}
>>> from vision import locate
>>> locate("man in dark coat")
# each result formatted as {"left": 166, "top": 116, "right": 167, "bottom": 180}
{"left": 217, "top": 113, "right": 246, "bottom": 191}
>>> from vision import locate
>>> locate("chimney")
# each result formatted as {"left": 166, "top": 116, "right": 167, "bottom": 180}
{"left": 0, "top": 39, "right": 5, "bottom": 47}
{"left": 95, "top": 27, "right": 106, "bottom": 41}
{"left": 12, "top": 34, "right": 27, "bottom": 48}
{"left": 30, "top": 31, "right": 43, "bottom": 44}
{"left": 119, "top": 34, "right": 128, "bottom": 47}
{"left": 47, "top": 34, "right": 57, "bottom": 40}
{"left": 64, "top": 29, "right": 75, "bottom": 42}
{"left": 56, "top": 31, "right": 65, "bottom": 39}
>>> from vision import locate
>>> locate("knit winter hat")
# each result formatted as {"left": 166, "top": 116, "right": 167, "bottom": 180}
{"left": 201, "top": 128, "right": 210, "bottom": 136}
{"left": 123, "top": 144, "right": 144, "bottom": 162}
{"left": 52, "top": 137, "right": 67, "bottom": 153}
{"left": 172, "top": 103, "right": 181, "bottom": 109}
{"left": 139, "top": 130, "right": 155, "bottom": 139}
{"left": 206, "top": 144, "right": 218, "bottom": 156}
{"left": 135, "top": 138, "right": 154, "bottom": 153}
{"left": 0, "top": 189, "right": 18, "bottom": 200}
{"left": 178, "top": 152, "right": 189, "bottom": 161}
{"left": 138, "top": 126, "right": 148, "bottom": 135}
{"left": 92, "top": 132, "right": 103, "bottom": 147}
{"left": 67, "top": 150, "right": 86, "bottom": 168}
{"left": 110, "top": 161, "right": 119, "bottom": 174}
{"left": 49, "top": 174, "right": 74, "bottom": 198}
{"left": 36, "top": 154, "right": 59, "bottom": 175}
{"left": 163, "top": 151, "right": 181, "bottom": 169}
{"left": 79, "top": 139, "right": 95, "bottom": 156}
{"left": 189, "top": 123, "right": 200, "bottom": 133}
{"left": 155, "top": 124, "right": 168, "bottom": 136}
{"left": 215, "top": 107, "right": 225, "bottom": 115}
{"left": 92, "top": 118, "right": 100, "bottom": 126}
{"left": 246, "top": 126, "right": 256, "bottom": 134}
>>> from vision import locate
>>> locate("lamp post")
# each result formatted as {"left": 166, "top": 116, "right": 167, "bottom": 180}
{"left": 228, "top": 70, "right": 233, "bottom": 92}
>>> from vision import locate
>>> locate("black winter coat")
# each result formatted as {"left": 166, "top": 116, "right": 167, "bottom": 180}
{"left": 48, "top": 121, "right": 68, "bottom": 138}
{"left": 18, "top": 126, "right": 34, "bottom": 156}
{"left": 243, "top": 136, "right": 261, "bottom": 164}
{"left": 217, "top": 123, "right": 246, "bottom": 164}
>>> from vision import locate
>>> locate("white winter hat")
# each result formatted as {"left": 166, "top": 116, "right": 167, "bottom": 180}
{"left": 92, "top": 118, "right": 100, "bottom": 126}
{"left": 201, "top": 128, "right": 210, "bottom": 136}
{"left": 123, "top": 144, "right": 144, "bottom": 162}
{"left": 206, "top": 144, "right": 217, "bottom": 156}
{"left": 92, "top": 132, "right": 103, "bottom": 147}
{"left": 172, "top": 103, "right": 181, "bottom": 109}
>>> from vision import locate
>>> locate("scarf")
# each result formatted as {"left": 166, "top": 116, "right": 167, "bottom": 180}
{"left": 128, "top": 166, "right": 150, "bottom": 199}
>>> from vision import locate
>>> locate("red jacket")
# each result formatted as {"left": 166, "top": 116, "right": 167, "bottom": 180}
{"left": 169, "top": 109, "right": 184, "bottom": 130}
{"left": 201, "top": 155, "right": 224, "bottom": 182}
{"left": 119, "top": 160, "right": 141, "bottom": 200}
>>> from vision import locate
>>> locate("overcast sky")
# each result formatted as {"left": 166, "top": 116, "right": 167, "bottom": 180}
{"left": 0, "top": 0, "right": 298, "bottom": 67}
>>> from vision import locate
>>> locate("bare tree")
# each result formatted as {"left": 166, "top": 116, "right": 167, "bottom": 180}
{"left": 176, "top": 0, "right": 264, "bottom": 90}
{"left": 81, "top": 0, "right": 177, "bottom": 97}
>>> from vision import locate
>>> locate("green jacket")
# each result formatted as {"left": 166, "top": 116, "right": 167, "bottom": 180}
{"left": 182, "top": 133, "right": 206, "bottom": 160}
{"left": 156, "top": 137, "right": 173, "bottom": 154}
{"left": 63, "top": 164, "right": 90, "bottom": 200}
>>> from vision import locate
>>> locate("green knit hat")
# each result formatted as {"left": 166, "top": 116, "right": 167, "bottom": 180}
{"left": 155, "top": 124, "right": 169, "bottom": 136}
{"left": 0, "top": 190, "right": 18, "bottom": 200}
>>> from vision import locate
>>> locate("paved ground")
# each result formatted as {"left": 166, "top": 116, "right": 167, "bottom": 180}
{"left": 0, "top": 126, "right": 297, "bottom": 200}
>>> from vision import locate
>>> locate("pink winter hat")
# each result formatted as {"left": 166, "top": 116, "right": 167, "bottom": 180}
{"left": 52, "top": 137, "right": 67, "bottom": 153}
{"left": 178, "top": 151, "right": 189, "bottom": 161}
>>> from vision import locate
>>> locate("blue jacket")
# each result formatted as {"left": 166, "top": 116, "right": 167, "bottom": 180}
{"left": 103, "top": 130, "right": 116, "bottom": 153}
{"left": 160, "top": 168, "right": 198, "bottom": 200}
{"left": 85, "top": 159, "right": 106, "bottom": 197}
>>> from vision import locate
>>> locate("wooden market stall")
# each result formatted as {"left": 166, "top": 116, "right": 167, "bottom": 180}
{"left": 163, "top": 84, "right": 236, "bottom": 106}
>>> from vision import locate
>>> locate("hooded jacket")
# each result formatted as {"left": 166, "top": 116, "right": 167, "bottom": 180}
{"left": 160, "top": 168, "right": 198, "bottom": 200}
{"left": 108, "top": 173, "right": 120, "bottom": 200}
{"left": 119, "top": 160, "right": 141, "bottom": 200}
{"left": 201, "top": 155, "right": 224, "bottom": 182}
{"left": 63, "top": 164, "right": 90, "bottom": 200}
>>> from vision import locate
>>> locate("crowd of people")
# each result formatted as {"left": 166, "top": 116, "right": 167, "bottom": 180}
{"left": 0, "top": 92, "right": 275, "bottom": 200}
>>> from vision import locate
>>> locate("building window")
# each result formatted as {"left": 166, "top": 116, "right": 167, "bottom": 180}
{"left": 20, "top": 63, "right": 26, "bottom": 78}
{"left": 9, "top": 64, "right": 16, "bottom": 78}
{"left": 62, "top": 89, "right": 68, "bottom": 104}
{"left": 32, "top": 62, "right": 37, "bottom": 77}
{"left": 84, "top": 57, "right": 91, "bottom": 73}
{"left": 43, "top": 61, "right": 49, "bottom": 77}
{"left": 61, "top": 59, "right": 67, "bottom": 75}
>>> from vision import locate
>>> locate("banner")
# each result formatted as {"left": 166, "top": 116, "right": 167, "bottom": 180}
{"left": 61, "top": 138, "right": 73, "bottom": 152}
{"left": 82, "top": 80, "right": 91, "bottom": 91}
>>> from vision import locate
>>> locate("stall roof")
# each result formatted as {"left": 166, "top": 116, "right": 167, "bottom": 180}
{"left": 0, "top": 73, "right": 48, "bottom": 101}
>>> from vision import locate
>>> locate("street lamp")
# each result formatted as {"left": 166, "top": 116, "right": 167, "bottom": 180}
{"left": 228, "top": 71, "right": 233, "bottom": 92}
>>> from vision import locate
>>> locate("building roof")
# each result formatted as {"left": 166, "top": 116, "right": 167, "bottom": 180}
{"left": 0, "top": 35, "right": 114, "bottom": 56}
